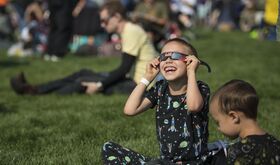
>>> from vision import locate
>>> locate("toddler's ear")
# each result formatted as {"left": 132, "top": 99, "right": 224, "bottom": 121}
{"left": 228, "top": 111, "right": 240, "bottom": 124}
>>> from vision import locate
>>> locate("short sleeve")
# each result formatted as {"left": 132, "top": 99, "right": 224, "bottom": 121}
{"left": 198, "top": 81, "right": 210, "bottom": 110}
{"left": 121, "top": 23, "right": 146, "bottom": 56}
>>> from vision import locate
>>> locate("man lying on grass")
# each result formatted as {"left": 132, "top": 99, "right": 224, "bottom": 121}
{"left": 10, "top": 0, "right": 157, "bottom": 95}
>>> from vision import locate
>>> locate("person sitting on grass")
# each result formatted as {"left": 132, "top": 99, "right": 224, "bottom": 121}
{"left": 101, "top": 38, "right": 211, "bottom": 164}
{"left": 130, "top": 0, "right": 169, "bottom": 52}
{"left": 209, "top": 79, "right": 280, "bottom": 165}
{"left": 10, "top": 0, "right": 157, "bottom": 95}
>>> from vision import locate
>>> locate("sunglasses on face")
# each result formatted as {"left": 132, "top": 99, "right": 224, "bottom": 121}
{"left": 100, "top": 18, "right": 109, "bottom": 25}
{"left": 159, "top": 52, "right": 188, "bottom": 62}
{"left": 159, "top": 52, "right": 212, "bottom": 73}
{"left": 100, "top": 17, "right": 111, "bottom": 25}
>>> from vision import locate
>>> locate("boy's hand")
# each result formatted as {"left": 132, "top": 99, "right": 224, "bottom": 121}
{"left": 144, "top": 57, "right": 160, "bottom": 81}
{"left": 184, "top": 55, "right": 200, "bottom": 74}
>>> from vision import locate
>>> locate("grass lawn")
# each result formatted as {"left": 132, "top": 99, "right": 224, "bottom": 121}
{"left": 0, "top": 30, "right": 280, "bottom": 164}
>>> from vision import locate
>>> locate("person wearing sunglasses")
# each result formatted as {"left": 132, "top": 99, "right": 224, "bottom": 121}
{"left": 102, "top": 38, "right": 211, "bottom": 164}
{"left": 10, "top": 0, "right": 157, "bottom": 95}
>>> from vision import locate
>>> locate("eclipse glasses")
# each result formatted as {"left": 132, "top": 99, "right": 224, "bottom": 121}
{"left": 159, "top": 52, "right": 211, "bottom": 73}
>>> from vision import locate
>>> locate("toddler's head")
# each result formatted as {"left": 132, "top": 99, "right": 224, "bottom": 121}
{"left": 210, "top": 79, "right": 259, "bottom": 138}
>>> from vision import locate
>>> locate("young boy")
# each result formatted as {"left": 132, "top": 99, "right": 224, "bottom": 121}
{"left": 102, "top": 38, "right": 210, "bottom": 164}
{"left": 210, "top": 79, "right": 280, "bottom": 165}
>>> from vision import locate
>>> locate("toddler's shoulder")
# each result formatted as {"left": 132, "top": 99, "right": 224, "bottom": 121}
{"left": 265, "top": 134, "right": 280, "bottom": 147}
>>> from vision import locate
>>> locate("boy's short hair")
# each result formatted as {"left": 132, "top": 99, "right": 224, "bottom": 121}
{"left": 163, "top": 38, "right": 198, "bottom": 56}
{"left": 211, "top": 79, "right": 259, "bottom": 119}
{"left": 100, "top": 0, "right": 126, "bottom": 19}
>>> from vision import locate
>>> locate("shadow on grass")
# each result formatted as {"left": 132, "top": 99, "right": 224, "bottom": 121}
{"left": 0, "top": 59, "right": 29, "bottom": 68}
{"left": 0, "top": 103, "right": 17, "bottom": 114}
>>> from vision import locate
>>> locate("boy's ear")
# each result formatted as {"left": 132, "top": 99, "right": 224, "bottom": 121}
{"left": 228, "top": 111, "right": 240, "bottom": 124}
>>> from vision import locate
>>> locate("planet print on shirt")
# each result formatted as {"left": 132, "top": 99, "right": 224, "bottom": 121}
{"left": 125, "top": 156, "right": 131, "bottom": 162}
{"left": 173, "top": 101, "right": 180, "bottom": 108}
{"left": 179, "top": 141, "right": 188, "bottom": 148}
{"left": 108, "top": 156, "right": 117, "bottom": 161}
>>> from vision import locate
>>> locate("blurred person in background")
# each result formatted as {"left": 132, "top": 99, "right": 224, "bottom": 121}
{"left": 196, "top": 0, "right": 212, "bottom": 27}
{"left": 261, "top": 0, "right": 278, "bottom": 40}
{"left": 44, "top": 0, "right": 78, "bottom": 62}
{"left": 10, "top": 0, "right": 158, "bottom": 95}
{"left": 0, "top": 0, "right": 15, "bottom": 47}
{"left": 169, "top": 0, "right": 200, "bottom": 40}
{"left": 9, "top": 0, "right": 34, "bottom": 32}
{"left": 130, "top": 0, "right": 169, "bottom": 51}
{"left": 120, "top": 0, "right": 136, "bottom": 13}
{"left": 70, "top": 0, "right": 106, "bottom": 56}
{"left": 239, "top": 0, "right": 259, "bottom": 32}
{"left": 209, "top": 0, "right": 243, "bottom": 32}
{"left": 246, "top": 0, "right": 278, "bottom": 41}
{"left": 170, "top": 0, "right": 197, "bottom": 29}
{"left": 7, "top": 0, "right": 49, "bottom": 57}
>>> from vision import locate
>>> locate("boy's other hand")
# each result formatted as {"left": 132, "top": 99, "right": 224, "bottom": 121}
{"left": 184, "top": 55, "right": 200, "bottom": 74}
{"left": 145, "top": 57, "right": 160, "bottom": 81}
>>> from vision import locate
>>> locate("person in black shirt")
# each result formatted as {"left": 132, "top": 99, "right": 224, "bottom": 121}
{"left": 46, "top": 0, "right": 78, "bottom": 59}
{"left": 210, "top": 79, "right": 280, "bottom": 165}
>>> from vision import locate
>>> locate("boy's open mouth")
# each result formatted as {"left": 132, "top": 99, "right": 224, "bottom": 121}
{"left": 164, "top": 66, "right": 177, "bottom": 73}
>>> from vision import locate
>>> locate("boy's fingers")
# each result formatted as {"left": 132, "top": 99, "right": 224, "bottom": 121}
{"left": 186, "top": 59, "right": 191, "bottom": 65}
{"left": 153, "top": 59, "right": 160, "bottom": 65}
{"left": 185, "top": 56, "right": 201, "bottom": 65}
{"left": 151, "top": 61, "right": 159, "bottom": 68}
{"left": 150, "top": 64, "right": 155, "bottom": 68}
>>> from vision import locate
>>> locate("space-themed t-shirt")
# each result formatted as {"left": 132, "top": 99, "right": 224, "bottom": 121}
{"left": 227, "top": 134, "right": 280, "bottom": 165}
{"left": 145, "top": 80, "right": 210, "bottom": 162}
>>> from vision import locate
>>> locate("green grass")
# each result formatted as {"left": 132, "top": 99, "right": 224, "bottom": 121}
{"left": 0, "top": 30, "right": 280, "bottom": 164}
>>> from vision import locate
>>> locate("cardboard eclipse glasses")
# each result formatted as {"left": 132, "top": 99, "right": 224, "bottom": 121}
{"left": 159, "top": 52, "right": 211, "bottom": 73}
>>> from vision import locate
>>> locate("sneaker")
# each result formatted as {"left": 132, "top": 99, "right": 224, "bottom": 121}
{"left": 17, "top": 72, "right": 27, "bottom": 84}
{"left": 50, "top": 55, "right": 60, "bottom": 62}
{"left": 44, "top": 54, "right": 60, "bottom": 62}
{"left": 43, "top": 54, "right": 51, "bottom": 61}
{"left": 10, "top": 73, "right": 38, "bottom": 95}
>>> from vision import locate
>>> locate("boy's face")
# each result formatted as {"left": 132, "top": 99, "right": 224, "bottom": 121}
{"left": 100, "top": 9, "right": 119, "bottom": 33}
{"left": 209, "top": 98, "right": 239, "bottom": 139}
{"left": 159, "top": 42, "right": 189, "bottom": 81}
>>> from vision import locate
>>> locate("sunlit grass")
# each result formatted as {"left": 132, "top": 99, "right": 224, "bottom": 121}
{"left": 0, "top": 30, "right": 279, "bottom": 164}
